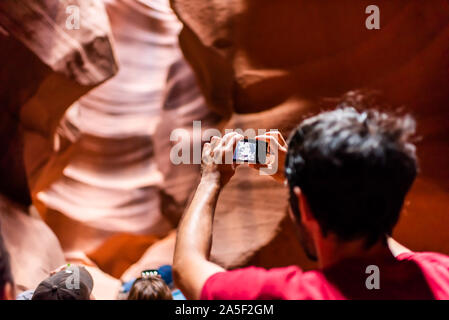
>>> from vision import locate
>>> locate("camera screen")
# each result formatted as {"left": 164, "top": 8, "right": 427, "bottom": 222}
{"left": 234, "top": 140, "right": 257, "bottom": 162}
{"left": 233, "top": 139, "right": 267, "bottom": 164}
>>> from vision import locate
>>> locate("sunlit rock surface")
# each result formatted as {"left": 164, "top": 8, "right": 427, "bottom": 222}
{"left": 34, "top": 0, "right": 182, "bottom": 268}
{"left": 34, "top": 0, "right": 221, "bottom": 277}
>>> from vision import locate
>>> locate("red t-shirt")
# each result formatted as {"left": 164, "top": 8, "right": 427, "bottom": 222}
{"left": 201, "top": 252, "right": 449, "bottom": 300}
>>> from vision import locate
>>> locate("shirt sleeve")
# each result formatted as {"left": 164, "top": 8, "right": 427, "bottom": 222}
{"left": 397, "top": 251, "right": 449, "bottom": 269}
{"left": 397, "top": 251, "right": 449, "bottom": 299}
{"left": 200, "top": 266, "right": 303, "bottom": 300}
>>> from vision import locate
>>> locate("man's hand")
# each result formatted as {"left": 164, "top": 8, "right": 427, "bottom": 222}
{"left": 202, "top": 132, "right": 244, "bottom": 187}
{"left": 250, "top": 131, "right": 288, "bottom": 183}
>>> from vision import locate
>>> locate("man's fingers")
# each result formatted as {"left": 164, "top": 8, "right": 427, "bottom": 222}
{"left": 256, "top": 131, "right": 287, "bottom": 151}
{"left": 210, "top": 136, "right": 221, "bottom": 150}
{"left": 221, "top": 135, "right": 239, "bottom": 164}
{"left": 222, "top": 132, "right": 243, "bottom": 146}
{"left": 266, "top": 131, "right": 287, "bottom": 147}
{"left": 213, "top": 144, "right": 224, "bottom": 164}
{"left": 224, "top": 134, "right": 243, "bottom": 151}
{"left": 256, "top": 135, "right": 282, "bottom": 151}
{"left": 209, "top": 133, "right": 244, "bottom": 165}
{"left": 203, "top": 142, "right": 211, "bottom": 155}
{"left": 202, "top": 142, "right": 213, "bottom": 164}
{"left": 209, "top": 136, "right": 223, "bottom": 162}
{"left": 256, "top": 133, "right": 288, "bottom": 157}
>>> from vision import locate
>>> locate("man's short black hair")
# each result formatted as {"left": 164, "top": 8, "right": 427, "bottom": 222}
{"left": 285, "top": 92, "right": 418, "bottom": 247}
{"left": 0, "top": 230, "right": 13, "bottom": 299}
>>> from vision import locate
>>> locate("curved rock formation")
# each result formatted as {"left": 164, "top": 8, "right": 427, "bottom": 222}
{"left": 0, "top": 0, "right": 118, "bottom": 203}
{"left": 34, "top": 0, "right": 221, "bottom": 277}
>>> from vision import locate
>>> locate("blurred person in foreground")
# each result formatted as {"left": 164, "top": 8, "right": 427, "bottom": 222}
{"left": 120, "top": 266, "right": 184, "bottom": 300}
{"left": 173, "top": 93, "right": 449, "bottom": 300}
{"left": 31, "top": 265, "right": 94, "bottom": 300}
{"left": 0, "top": 231, "right": 14, "bottom": 300}
{"left": 127, "top": 272, "right": 173, "bottom": 300}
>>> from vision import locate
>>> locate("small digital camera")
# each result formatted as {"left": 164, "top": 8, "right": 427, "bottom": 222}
{"left": 233, "top": 139, "right": 268, "bottom": 164}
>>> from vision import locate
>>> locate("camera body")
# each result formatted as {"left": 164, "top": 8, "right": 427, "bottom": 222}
{"left": 233, "top": 139, "right": 268, "bottom": 164}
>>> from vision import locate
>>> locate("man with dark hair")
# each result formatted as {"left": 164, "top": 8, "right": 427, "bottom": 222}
{"left": 173, "top": 98, "right": 449, "bottom": 299}
{"left": 285, "top": 106, "right": 418, "bottom": 257}
{"left": 0, "top": 231, "right": 14, "bottom": 300}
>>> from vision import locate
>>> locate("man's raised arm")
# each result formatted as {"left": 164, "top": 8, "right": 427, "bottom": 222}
{"left": 173, "top": 132, "right": 243, "bottom": 300}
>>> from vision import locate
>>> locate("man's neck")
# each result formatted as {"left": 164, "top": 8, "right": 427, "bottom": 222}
{"left": 316, "top": 235, "right": 393, "bottom": 269}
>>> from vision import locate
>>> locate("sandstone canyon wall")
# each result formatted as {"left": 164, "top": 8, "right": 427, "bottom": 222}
{"left": 32, "top": 0, "right": 222, "bottom": 278}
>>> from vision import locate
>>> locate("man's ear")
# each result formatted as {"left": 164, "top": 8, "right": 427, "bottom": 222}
{"left": 3, "top": 282, "right": 14, "bottom": 300}
{"left": 294, "top": 187, "right": 314, "bottom": 224}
